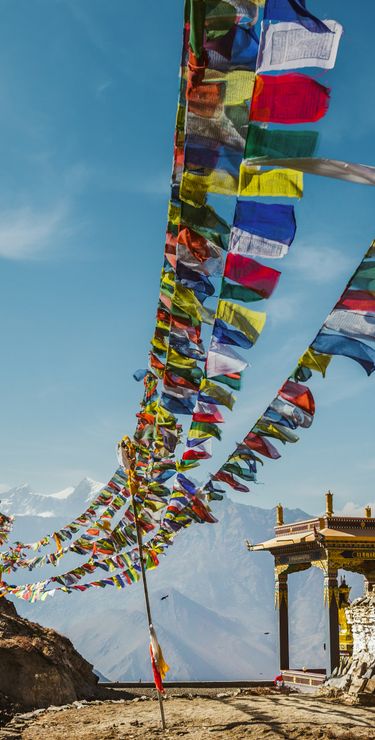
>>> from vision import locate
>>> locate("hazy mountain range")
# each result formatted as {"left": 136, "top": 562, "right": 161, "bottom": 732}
{"left": 0, "top": 478, "right": 364, "bottom": 681}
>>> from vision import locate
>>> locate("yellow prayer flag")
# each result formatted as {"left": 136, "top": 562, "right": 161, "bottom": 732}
{"left": 173, "top": 283, "right": 209, "bottom": 324}
{"left": 239, "top": 166, "right": 303, "bottom": 198}
{"left": 180, "top": 170, "right": 238, "bottom": 206}
{"left": 299, "top": 347, "right": 332, "bottom": 376}
{"left": 217, "top": 300, "right": 266, "bottom": 342}
{"left": 168, "top": 348, "right": 197, "bottom": 369}
{"left": 168, "top": 201, "right": 181, "bottom": 226}
{"left": 180, "top": 171, "right": 208, "bottom": 207}
{"left": 182, "top": 68, "right": 255, "bottom": 106}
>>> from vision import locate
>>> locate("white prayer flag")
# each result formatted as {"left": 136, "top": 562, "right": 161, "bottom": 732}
{"left": 229, "top": 225, "right": 290, "bottom": 259}
{"left": 324, "top": 310, "right": 375, "bottom": 342}
{"left": 242, "top": 157, "right": 375, "bottom": 186}
{"left": 257, "top": 20, "right": 343, "bottom": 72}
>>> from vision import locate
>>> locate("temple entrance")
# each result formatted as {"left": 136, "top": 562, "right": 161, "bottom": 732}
{"left": 248, "top": 492, "right": 375, "bottom": 688}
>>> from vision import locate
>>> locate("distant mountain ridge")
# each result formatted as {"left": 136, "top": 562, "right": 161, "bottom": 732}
{"left": 1, "top": 479, "right": 364, "bottom": 681}
{"left": 0, "top": 478, "right": 104, "bottom": 518}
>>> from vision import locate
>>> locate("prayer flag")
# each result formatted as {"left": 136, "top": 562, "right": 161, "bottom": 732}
{"left": 211, "top": 372, "right": 242, "bottom": 390}
{"left": 234, "top": 200, "right": 296, "bottom": 246}
{"left": 220, "top": 280, "right": 264, "bottom": 303}
{"left": 199, "top": 378, "right": 236, "bottom": 409}
{"left": 239, "top": 166, "right": 303, "bottom": 198}
{"left": 213, "top": 470, "right": 250, "bottom": 492}
{"left": 250, "top": 74, "right": 330, "bottom": 124}
{"left": 193, "top": 401, "right": 225, "bottom": 424}
{"left": 278, "top": 379, "right": 315, "bottom": 415}
{"left": 189, "top": 421, "right": 222, "bottom": 441}
{"left": 217, "top": 300, "right": 266, "bottom": 342}
{"left": 263, "top": 0, "right": 331, "bottom": 34}
{"left": 257, "top": 20, "right": 342, "bottom": 72}
{"left": 206, "top": 339, "right": 248, "bottom": 377}
{"left": 311, "top": 331, "right": 375, "bottom": 376}
{"left": 224, "top": 253, "right": 281, "bottom": 298}
{"left": 213, "top": 318, "right": 254, "bottom": 348}
{"left": 337, "top": 290, "right": 375, "bottom": 314}
{"left": 245, "top": 124, "right": 318, "bottom": 159}
{"left": 149, "top": 627, "right": 169, "bottom": 694}
{"left": 298, "top": 346, "right": 332, "bottom": 376}
{"left": 324, "top": 309, "right": 375, "bottom": 343}
{"left": 243, "top": 157, "right": 375, "bottom": 186}
{"left": 243, "top": 431, "right": 281, "bottom": 459}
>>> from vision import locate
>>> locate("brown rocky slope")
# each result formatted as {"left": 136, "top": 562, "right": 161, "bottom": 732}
{"left": 0, "top": 598, "right": 99, "bottom": 716}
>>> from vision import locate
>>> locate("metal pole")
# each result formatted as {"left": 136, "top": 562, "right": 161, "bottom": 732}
{"left": 123, "top": 438, "right": 166, "bottom": 731}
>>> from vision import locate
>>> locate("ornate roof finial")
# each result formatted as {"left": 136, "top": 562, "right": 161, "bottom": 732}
{"left": 276, "top": 503, "right": 284, "bottom": 526}
{"left": 365, "top": 505, "right": 372, "bottom": 519}
{"left": 325, "top": 490, "right": 334, "bottom": 518}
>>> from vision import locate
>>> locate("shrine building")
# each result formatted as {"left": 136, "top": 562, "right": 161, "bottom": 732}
{"left": 247, "top": 492, "right": 375, "bottom": 688}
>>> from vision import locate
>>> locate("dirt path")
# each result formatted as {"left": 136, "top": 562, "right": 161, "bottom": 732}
{"left": 10, "top": 690, "right": 375, "bottom": 740}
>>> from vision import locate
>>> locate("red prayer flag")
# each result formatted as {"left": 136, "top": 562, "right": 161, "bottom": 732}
{"left": 250, "top": 73, "right": 330, "bottom": 124}
{"left": 182, "top": 448, "right": 211, "bottom": 460}
{"left": 213, "top": 470, "right": 250, "bottom": 492}
{"left": 243, "top": 432, "right": 281, "bottom": 460}
{"left": 278, "top": 380, "right": 315, "bottom": 415}
{"left": 149, "top": 645, "right": 164, "bottom": 693}
{"left": 191, "top": 496, "right": 218, "bottom": 522}
{"left": 336, "top": 290, "right": 375, "bottom": 313}
{"left": 224, "top": 253, "right": 281, "bottom": 298}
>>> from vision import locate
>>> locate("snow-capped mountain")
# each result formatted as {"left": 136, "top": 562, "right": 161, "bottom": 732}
{"left": 2, "top": 480, "right": 364, "bottom": 681}
{"left": 0, "top": 478, "right": 103, "bottom": 518}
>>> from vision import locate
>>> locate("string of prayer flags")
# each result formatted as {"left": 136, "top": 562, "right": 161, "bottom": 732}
{"left": 204, "top": 238, "right": 375, "bottom": 496}
{"left": 250, "top": 74, "right": 331, "bottom": 124}
{"left": 257, "top": 20, "right": 343, "bottom": 73}
{"left": 0, "top": 513, "right": 14, "bottom": 546}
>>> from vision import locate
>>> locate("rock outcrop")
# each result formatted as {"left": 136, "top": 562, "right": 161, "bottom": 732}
{"left": 322, "top": 592, "right": 375, "bottom": 705}
{"left": 0, "top": 598, "right": 99, "bottom": 713}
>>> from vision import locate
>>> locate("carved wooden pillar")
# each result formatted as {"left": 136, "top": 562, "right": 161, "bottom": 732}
{"left": 275, "top": 568, "right": 289, "bottom": 670}
{"left": 324, "top": 568, "right": 340, "bottom": 674}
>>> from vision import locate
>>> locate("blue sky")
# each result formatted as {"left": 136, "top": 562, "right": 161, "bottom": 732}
{"left": 0, "top": 0, "right": 374, "bottom": 517}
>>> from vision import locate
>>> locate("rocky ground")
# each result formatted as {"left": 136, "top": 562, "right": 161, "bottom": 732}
{"left": 1, "top": 689, "right": 375, "bottom": 740}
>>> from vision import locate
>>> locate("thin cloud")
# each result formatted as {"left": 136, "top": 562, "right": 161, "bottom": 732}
{"left": 0, "top": 202, "right": 68, "bottom": 260}
{"left": 288, "top": 243, "right": 353, "bottom": 284}
{"left": 268, "top": 295, "right": 302, "bottom": 327}
{"left": 338, "top": 501, "right": 375, "bottom": 517}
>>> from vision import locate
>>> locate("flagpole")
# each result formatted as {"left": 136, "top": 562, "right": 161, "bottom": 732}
{"left": 122, "top": 438, "right": 166, "bottom": 732}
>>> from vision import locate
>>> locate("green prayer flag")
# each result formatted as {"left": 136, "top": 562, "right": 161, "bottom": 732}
{"left": 212, "top": 373, "right": 242, "bottom": 390}
{"left": 181, "top": 202, "right": 230, "bottom": 250}
{"left": 245, "top": 124, "right": 319, "bottom": 160}
{"left": 220, "top": 280, "right": 263, "bottom": 303}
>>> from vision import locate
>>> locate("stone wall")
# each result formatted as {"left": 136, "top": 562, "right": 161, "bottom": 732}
{"left": 322, "top": 592, "right": 375, "bottom": 704}
{"left": 347, "top": 593, "right": 375, "bottom": 655}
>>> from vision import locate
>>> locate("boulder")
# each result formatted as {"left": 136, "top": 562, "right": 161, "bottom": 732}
{"left": 0, "top": 598, "right": 99, "bottom": 711}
